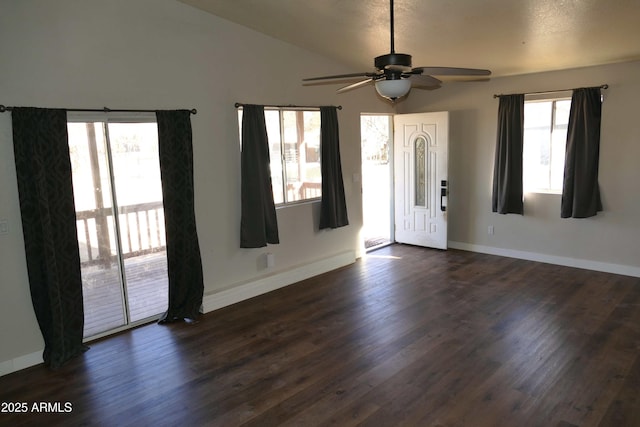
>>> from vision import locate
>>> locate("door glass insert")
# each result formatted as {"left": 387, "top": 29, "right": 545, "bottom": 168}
{"left": 415, "top": 136, "right": 426, "bottom": 207}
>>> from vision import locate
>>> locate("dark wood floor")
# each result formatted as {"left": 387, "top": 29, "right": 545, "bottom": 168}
{"left": 2, "top": 244, "right": 640, "bottom": 426}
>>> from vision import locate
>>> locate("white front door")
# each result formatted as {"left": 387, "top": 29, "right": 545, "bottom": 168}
{"left": 394, "top": 112, "right": 449, "bottom": 249}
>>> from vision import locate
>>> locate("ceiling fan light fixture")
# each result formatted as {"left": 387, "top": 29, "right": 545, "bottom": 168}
{"left": 375, "top": 78, "right": 411, "bottom": 100}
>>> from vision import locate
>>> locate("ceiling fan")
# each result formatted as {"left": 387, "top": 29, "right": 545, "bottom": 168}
{"left": 302, "top": 0, "right": 491, "bottom": 101}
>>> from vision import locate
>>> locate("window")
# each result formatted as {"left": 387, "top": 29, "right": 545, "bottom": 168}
{"left": 523, "top": 96, "right": 571, "bottom": 193}
{"left": 239, "top": 108, "right": 322, "bottom": 205}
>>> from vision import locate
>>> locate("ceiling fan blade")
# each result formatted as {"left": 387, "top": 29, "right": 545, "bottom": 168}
{"left": 407, "top": 74, "right": 442, "bottom": 87}
{"left": 440, "top": 76, "right": 492, "bottom": 82}
{"left": 412, "top": 67, "right": 491, "bottom": 76}
{"left": 337, "top": 79, "right": 374, "bottom": 94}
{"left": 303, "top": 72, "right": 379, "bottom": 82}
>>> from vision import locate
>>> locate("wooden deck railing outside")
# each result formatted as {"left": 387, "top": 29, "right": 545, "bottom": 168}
{"left": 76, "top": 201, "right": 166, "bottom": 266}
{"left": 285, "top": 181, "right": 321, "bottom": 202}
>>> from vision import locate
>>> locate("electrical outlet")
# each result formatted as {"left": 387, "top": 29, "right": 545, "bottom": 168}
{"left": 266, "top": 253, "right": 275, "bottom": 268}
{"left": 488, "top": 225, "right": 494, "bottom": 235}
{"left": 0, "top": 220, "right": 8, "bottom": 235}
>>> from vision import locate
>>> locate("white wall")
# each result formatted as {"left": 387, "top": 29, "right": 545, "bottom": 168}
{"left": 399, "top": 61, "right": 640, "bottom": 274}
{"left": 0, "top": 0, "right": 394, "bottom": 373}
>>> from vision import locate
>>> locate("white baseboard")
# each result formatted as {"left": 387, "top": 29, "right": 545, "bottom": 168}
{"left": 449, "top": 241, "right": 640, "bottom": 278}
{"left": 202, "top": 250, "right": 357, "bottom": 313}
{"left": 0, "top": 351, "right": 43, "bottom": 377}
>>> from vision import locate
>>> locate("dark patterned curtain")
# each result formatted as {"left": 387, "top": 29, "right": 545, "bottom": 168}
{"left": 492, "top": 94, "right": 524, "bottom": 214}
{"left": 561, "top": 87, "right": 603, "bottom": 218}
{"left": 156, "top": 110, "right": 204, "bottom": 322}
{"left": 240, "top": 104, "right": 279, "bottom": 247}
{"left": 319, "top": 106, "right": 349, "bottom": 229}
{"left": 12, "top": 107, "right": 88, "bottom": 368}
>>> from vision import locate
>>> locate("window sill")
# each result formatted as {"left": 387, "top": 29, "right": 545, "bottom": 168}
{"left": 524, "top": 189, "right": 561, "bottom": 195}
{"left": 275, "top": 197, "right": 321, "bottom": 209}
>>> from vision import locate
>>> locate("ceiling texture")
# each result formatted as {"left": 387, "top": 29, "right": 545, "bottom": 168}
{"left": 178, "top": 0, "right": 640, "bottom": 79}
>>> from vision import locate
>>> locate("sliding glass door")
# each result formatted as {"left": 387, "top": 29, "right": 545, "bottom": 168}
{"left": 68, "top": 115, "right": 168, "bottom": 339}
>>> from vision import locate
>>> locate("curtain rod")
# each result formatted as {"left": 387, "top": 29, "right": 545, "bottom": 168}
{"left": 493, "top": 84, "right": 608, "bottom": 99}
{"left": 234, "top": 102, "right": 342, "bottom": 110}
{"left": 0, "top": 105, "right": 197, "bottom": 114}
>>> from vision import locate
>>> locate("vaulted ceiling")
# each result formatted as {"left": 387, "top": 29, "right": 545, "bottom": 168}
{"left": 178, "top": 0, "right": 640, "bottom": 79}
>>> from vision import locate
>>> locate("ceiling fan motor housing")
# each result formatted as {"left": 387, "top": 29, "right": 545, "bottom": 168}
{"left": 375, "top": 53, "right": 412, "bottom": 71}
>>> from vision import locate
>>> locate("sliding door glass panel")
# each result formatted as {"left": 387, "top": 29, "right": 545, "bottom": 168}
{"left": 107, "top": 123, "right": 168, "bottom": 323}
{"left": 69, "top": 120, "right": 168, "bottom": 339}
{"left": 69, "top": 122, "right": 126, "bottom": 337}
